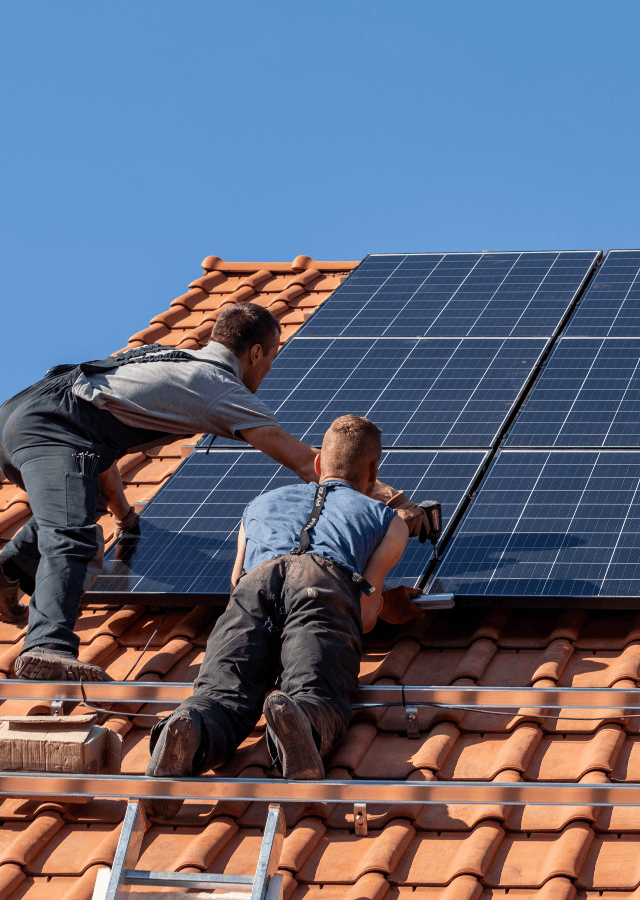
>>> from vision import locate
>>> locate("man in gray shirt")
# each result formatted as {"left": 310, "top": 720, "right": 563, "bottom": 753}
{"left": 0, "top": 303, "right": 429, "bottom": 682}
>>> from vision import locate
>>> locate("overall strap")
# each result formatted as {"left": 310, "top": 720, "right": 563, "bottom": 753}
{"left": 291, "top": 483, "right": 328, "bottom": 555}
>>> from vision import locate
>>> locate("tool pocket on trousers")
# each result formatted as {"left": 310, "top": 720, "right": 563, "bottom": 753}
{"left": 65, "top": 472, "right": 97, "bottom": 527}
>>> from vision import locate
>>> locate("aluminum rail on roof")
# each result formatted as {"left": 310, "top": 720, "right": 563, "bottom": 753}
{"left": 2, "top": 773, "right": 640, "bottom": 806}
{"left": 2, "top": 681, "right": 640, "bottom": 709}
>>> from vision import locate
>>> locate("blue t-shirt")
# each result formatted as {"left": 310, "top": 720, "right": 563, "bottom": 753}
{"left": 242, "top": 479, "right": 396, "bottom": 575}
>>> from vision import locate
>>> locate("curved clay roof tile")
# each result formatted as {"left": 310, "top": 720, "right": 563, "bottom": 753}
{"left": 291, "top": 255, "right": 314, "bottom": 273}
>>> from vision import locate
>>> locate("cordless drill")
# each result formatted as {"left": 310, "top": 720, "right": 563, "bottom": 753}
{"left": 418, "top": 500, "right": 442, "bottom": 559}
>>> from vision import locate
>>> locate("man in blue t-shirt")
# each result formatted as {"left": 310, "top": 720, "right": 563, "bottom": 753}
{"left": 147, "top": 415, "right": 425, "bottom": 813}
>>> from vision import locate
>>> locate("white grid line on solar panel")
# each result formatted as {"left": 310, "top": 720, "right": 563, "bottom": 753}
{"left": 304, "top": 252, "right": 599, "bottom": 338}
{"left": 565, "top": 250, "right": 640, "bottom": 337}
{"left": 505, "top": 338, "right": 640, "bottom": 448}
{"left": 428, "top": 450, "right": 640, "bottom": 598}
{"left": 213, "top": 336, "right": 547, "bottom": 449}
{"left": 95, "top": 449, "right": 487, "bottom": 594}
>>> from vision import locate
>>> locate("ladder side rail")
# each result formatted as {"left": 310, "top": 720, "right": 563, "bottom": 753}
{"left": 104, "top": 801, "right": 145, "bottom": 900}
{"left": 251, "top": 805, "right": 286, "bottom": 900}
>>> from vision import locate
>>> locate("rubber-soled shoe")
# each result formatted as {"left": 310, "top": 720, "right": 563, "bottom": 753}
{"left": 263, "top": 691, "right": 324, "bottom": 780}
{"left": 0, "top": 565, "right": 27, "bottom": 624}
{"left": 14, "top": 647, "right": 112, "bottom": 682}
{"left": 145, "top": 710, "right": 201, "bottom": 818}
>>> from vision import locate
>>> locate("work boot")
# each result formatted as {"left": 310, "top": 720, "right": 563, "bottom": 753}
{"left": 14, "top": 647, "right": 112, "bottom": 682}
{"left": 263, "top": 691, "right": 324, "bottom": 780}
{"left": 0, "top": 564, "right": 28, "bottom": 624}
{"left": 145, "top": 709, "right": 202, "bottom": 818}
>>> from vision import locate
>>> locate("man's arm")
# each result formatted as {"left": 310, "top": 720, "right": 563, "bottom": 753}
{"left": 99, "top": 463, "right": 139, "bottom": 535}
{"left": 360, "top": 515, "right": 411, "bottom": 632}
{"left": 240, "top": 425, "right": 319, "bottom": 483}
{"left": 230, "top": 522, "right": 247, "bottom": 593}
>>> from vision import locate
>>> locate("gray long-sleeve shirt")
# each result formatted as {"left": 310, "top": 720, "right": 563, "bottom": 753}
{"left": 72, "top": 342, "right": 278, "bottom": 442}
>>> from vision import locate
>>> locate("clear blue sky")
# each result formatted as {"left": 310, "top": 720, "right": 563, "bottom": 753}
{"left": 1, "top": 1, "right": 639, "bottom": 399}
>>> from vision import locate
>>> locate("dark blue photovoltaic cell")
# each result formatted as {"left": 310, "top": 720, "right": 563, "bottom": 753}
{"left": 213, "top": 336, "right": 546, "bottom": 448}
{"left": 565, "top": 250, "right": 640, "bottom": 337}
{"left": 303, "top": 251, "right": 599, "bottom": 338}
{"left": 506, "top": 338, "right": 640, "bottom": 448}
{"left": 93, "top": 449, "right": 486, "bottom": 595}
{"left": 428, "top": 450, "right": 640, "bottom": 598}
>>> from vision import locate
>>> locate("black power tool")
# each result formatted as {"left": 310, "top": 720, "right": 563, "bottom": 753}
{"left": 418, "top": 500, "right": 442, "bottom": 558}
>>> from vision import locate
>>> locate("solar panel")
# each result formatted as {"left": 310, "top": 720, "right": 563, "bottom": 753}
{"left": 565, "top": 250, "right": 640, "bottom": 337}
{"left": 506, "top": 337, "right": 640, "bottom": 448}
{"left": 91, "top": 449, "right": 487, "bottom": 597}
{"left": 303, "top": 251, "right": 599, "bottom": 338}
{"left": 428, "top": 449, "right": 640, "bottom": 599}
{"left": 214, "top": 336, "right": 546, "bottom": 449}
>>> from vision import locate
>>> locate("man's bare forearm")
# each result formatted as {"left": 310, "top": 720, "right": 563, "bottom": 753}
{"left": 99, "top": 463, "right": 132, "bottom": 521}
{"left": 240, "top": 425, "right": 319, "bottom": 483}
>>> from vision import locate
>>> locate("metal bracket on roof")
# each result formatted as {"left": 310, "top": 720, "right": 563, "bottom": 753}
{"left": 50, "top": 700, "right": 64, "bottom": 717}
{"left": 353, "top": 803, "right": 367, "bottom": 836}
{"left": 406, "top": 705, "right": 419, "bottom": 739}
{"left": 94, "top": 801, "right": 285, "bottom": 900}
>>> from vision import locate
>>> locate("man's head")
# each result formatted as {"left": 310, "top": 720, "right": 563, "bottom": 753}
{"left": 316, "top": 415, "right": 383, "bottom": 495}
{"left": 211, "top": 303, "right": 281, "bottom": 393}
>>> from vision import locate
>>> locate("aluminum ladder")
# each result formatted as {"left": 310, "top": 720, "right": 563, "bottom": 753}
{"left": 92, "top": 800, "right": 285, "bottom": 900}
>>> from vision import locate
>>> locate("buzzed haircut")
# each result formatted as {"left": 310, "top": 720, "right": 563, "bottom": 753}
{"left": 322, "top": 416, "right": 383, "bottom": 482}
{"left": 211, "top": 303, "right": 281, "bottom": 356}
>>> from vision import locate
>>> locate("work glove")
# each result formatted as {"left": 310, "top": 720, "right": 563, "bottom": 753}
{"left": 372, "top": 482, "right": 430, "bottom": 538}
{"left": 377, "top": 586, "right": 425, "bottom": 625}
{"left": 113, "top": 505, "right": 140, "bottom": 540}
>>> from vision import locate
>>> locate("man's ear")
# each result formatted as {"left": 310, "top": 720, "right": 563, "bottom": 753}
{"left": 314, "top": 453, "right": 322, "bottom": 479}
{"left": 367, "top": 459, "right": 379, "bottom": 493}
{"left": 249, "top": 343, "right": 263, "bottom": 364}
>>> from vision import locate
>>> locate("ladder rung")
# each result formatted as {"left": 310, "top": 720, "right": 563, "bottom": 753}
{"left": 125, "top": 870, "right": 254, "bottom": 890}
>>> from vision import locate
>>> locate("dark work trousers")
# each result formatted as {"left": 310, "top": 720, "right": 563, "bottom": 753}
{"left": 0, "top": 371, "right": 169, "bottom": 654}
{"left": 150, "top": 553, "right": 364, "bottom": 774}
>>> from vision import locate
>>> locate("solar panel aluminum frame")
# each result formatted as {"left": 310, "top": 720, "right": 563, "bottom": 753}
{"left": 300, "top": 250, "right": 602, "bottom": 340}
{"left": 426, "top": 447, "right": 640, "bottom": 608}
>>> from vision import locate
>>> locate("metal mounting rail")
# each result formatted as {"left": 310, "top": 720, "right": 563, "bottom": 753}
{"left": 2, "top": 772, "right": 640, "bottom": 806}
{"left": 2, "top": 680, "right": 640, "bottom": 710}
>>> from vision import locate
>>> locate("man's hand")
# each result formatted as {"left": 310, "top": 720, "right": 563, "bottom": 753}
{"left": 113, "top": 505, "right": 140, "bottom": 540}
{"left": 377, "top": 586, "right": 425, "bottom": 624}
{"left": 372, "top": 482, "right": 430, "bottom": 538}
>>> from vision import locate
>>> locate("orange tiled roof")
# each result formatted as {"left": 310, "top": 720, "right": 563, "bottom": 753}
{"left": 3, "top": 254, "right": 640, "bottom": 900}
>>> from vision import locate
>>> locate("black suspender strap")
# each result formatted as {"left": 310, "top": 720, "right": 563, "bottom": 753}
{"left": 291, "top": 483, "right": 328, "bottom": 555}
{"left": 290, "top": 483, "right": 376, "bottom": 596}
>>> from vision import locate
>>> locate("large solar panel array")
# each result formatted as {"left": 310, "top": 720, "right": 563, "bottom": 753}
{"left": 430, "top": 249, "right": 640, "bottom": 602}
{"left": 94, "top": 249, "right": 602, "bottom": 601}
{"left": 303, "top": 251, "right": 600, "bottom": 338}
{"left": 429, "top": 450, "right": 640, "bottom": 599}
{"left": 94, "top": 449, "right": 487, "bottom": 596}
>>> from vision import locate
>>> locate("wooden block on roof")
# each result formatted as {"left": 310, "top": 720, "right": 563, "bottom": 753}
{"left": 0, "top": 713, "right": 122, "bottom": 775}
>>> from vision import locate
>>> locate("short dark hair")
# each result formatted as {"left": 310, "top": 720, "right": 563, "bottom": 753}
{"left": 321, "top": 415, "right": 383, "bottom": 481}
{"left": 210, "top": 303, "right": 281, "bottom": 356}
